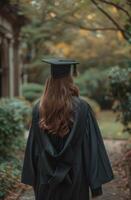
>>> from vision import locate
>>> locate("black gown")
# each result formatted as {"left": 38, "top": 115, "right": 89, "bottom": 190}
{"left": 21, "top": 96, "right": 114, "bottom": 200}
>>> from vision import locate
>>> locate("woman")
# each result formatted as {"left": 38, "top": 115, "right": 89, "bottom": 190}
{"left": 21, "top": 58, "right": 114, "bottom": 200}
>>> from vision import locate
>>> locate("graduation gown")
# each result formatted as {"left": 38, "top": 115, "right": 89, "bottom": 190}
{"left": 21, "top": 96, "right": 114, "bottom": 200}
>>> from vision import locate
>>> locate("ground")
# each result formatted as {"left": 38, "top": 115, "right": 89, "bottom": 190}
{"left": 96, "top": 140, "right": 129, "bottom": 200}
{"left": 19, "top": 139, "right": 130, "bottom": 200}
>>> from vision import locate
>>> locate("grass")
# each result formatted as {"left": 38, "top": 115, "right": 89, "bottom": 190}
{"left": 97, "top": 111, "right": 130, "bottom": 140}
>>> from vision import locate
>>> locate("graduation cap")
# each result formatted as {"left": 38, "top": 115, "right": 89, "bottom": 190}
{"left": 42, "top": 58, "right": 79, "bottom": 78}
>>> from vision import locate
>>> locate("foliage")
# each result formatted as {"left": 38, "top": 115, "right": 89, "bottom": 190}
{"left": 26, "top": 61, "right": 50, "bottom": 84}
{"left": 0, "top": 98, "right": 31, "bottom": 156}
{"left": 20, "top": 0, "right": 131, "bottom": 43}
{"left": 108, "top": 65, "right": 131, "bottom": 133}
{"left": 8, "top": 0, "right": 130, "bottom": 85}
{"left": 0, "top": 98, "right": 31, "bottom": 198}
{"left": 75, "top": 68, "right": 113, "bottom": 109}
{"left": 22, "top": 83, "right": 44, "bottom": 102}
{"left": 0, "top": 158, "right": 22, "bottom": 199}
{"left": 6, "top": 0, "right": 131, "bottom": 72}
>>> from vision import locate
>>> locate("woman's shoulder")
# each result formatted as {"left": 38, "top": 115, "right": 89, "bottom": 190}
{"left": 75, "top": 96, "right": 89, "bottom": 107}
{"left": 77, "top": 96, "right": 94, "bottom": 114}
{"left": 72, "top": 96, "right": 91, "bottom": 113}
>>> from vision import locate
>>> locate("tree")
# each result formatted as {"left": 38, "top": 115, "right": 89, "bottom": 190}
{"left": 90, "top": 0, "right": 131, "bottom": 42}
{"left": 38, "top": 0, "right": 131, "bottom": 42}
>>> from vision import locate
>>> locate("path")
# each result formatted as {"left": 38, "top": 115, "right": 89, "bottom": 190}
{"left": 19, "top": 139, "right": 129, "bottom": 200}
{"left": 96, "top": 140, "right": 129, "bottom": 200}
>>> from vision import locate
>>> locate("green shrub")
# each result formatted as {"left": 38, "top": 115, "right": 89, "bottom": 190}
{"left": 0, "top": 158, "right": 21, "bottom": 199}
{"left": 22, "top": 83, "right": 43, "bottom": 102}
{"left": 108, "top": 66, "right": 131, "bottom": 134}
{"left": 0, "top": 98, "right": 31, "bottom": 156}
{"left": 75, "top": 68, "right": 113, "bottom": 109}
{"left": 74, "top": 75, "right": 88, "bottom": 96}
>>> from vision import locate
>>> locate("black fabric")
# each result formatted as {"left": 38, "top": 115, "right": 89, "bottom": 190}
{"left": 51, "top": 64, "right": 71, "bottom": 78}
{"left": 21, "top": 96, "right": 114, "bottom": 200}
{"left": 91, "top": 187, "right": 103, "bottom": 198}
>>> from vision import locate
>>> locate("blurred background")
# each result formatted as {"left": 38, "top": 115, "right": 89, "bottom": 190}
{"left": 0, "top": 0, "right": 131, "bottom": 200}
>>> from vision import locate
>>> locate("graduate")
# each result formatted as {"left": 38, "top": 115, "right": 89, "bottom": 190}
{"left": 21, "top": 58, "right": 114, "bottom": 200}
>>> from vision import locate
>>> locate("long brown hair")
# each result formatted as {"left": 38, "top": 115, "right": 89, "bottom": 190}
{"left": 39, "top": 74, "right": 79, "bottom": 137}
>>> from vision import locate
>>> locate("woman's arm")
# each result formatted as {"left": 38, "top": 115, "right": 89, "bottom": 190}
{"left": 21, "top": 103, "right": 40, "bottom": 187}
{"left": 82, "top": 102, "right": 114, "bottom": 198}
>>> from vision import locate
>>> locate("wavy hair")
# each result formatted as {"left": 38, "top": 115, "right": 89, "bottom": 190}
{"left": 39, "top": 74, "right": 79, "bottom": 137}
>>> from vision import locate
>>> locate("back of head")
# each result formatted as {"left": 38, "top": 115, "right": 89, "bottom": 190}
{"left": 39, "top": 74, "right": 79, "bottom": 137}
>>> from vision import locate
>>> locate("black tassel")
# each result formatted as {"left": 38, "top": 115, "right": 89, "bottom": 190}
{"left": 72, "top": 64, "right": 79, "bottom": 77}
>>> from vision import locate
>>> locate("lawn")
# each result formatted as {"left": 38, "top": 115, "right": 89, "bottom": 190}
{"left": 97, "top": 111, "right": 130, "bottom": 140}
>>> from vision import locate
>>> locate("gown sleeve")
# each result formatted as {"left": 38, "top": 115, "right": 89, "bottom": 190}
{"left": 21, "top": 103, "right": 40, "bottom": 188}
{"left": 83, "top": 103, "right": 114, "bottom": 198}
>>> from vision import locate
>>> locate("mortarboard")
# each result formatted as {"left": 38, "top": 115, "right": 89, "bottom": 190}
{"left": 42, "top": 58, "right": 79, "bottom": 78}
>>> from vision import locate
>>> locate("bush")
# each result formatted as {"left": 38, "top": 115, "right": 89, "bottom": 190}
{"left": 0, "top": 158, "right": 21, "bottom": 199}
{"left": 75, "top": 68, "right": 113, "bottom": 109}
{"left": 108, "top": 66, "right": 131, "bottom": 134}
{"left": 22, "top": 83, "right": 43, "bottom": 102}
{"left": 0, "top": 98, "right": 31, "bottom": 156}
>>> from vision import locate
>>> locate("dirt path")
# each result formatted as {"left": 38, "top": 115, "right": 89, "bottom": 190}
{"left": 96, "top": 140, "right": 129, "bottom": 200}
{"left": 19, "top": 139, "right": 129, "bottom": 200}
